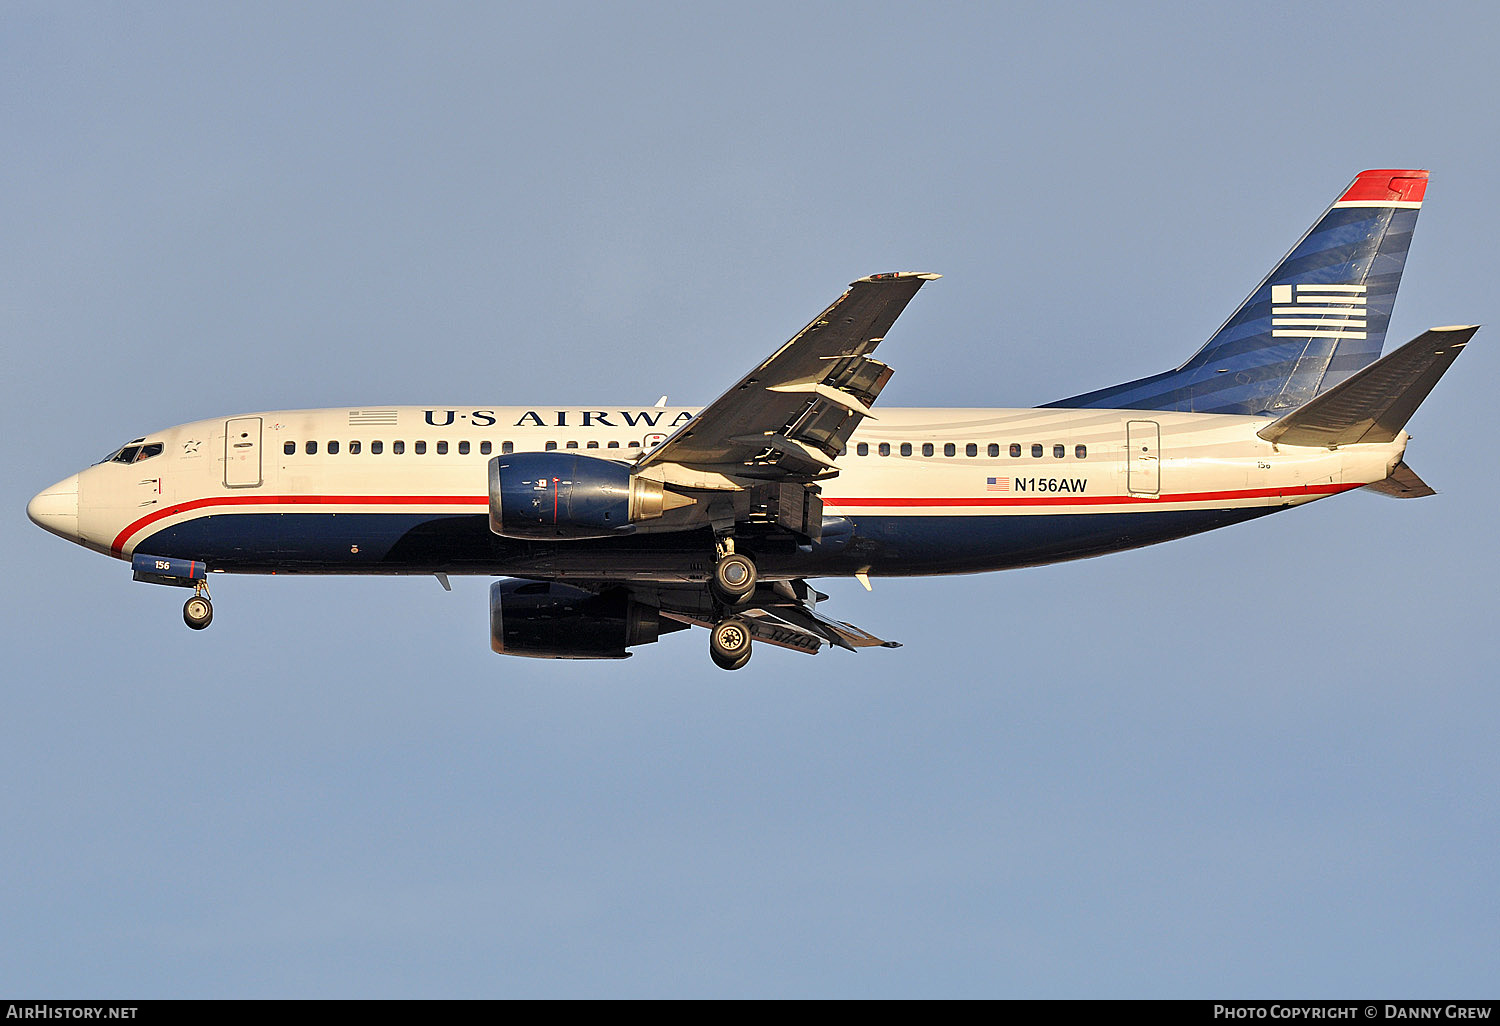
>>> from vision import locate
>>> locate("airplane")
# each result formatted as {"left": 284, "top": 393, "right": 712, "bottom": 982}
{"left": 26, "top": 169, "right": 1475, "bottom": 670}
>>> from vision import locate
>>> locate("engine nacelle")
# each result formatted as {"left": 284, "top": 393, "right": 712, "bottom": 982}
{"left": 489, "top": 580, "right": 686, "bottom": 659}
{"left": 488, "top": 452, "right": 676, "bottom": 540}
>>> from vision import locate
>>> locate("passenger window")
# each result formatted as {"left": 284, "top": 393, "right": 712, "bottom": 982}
{"left": 922, "top": 443, "right": 934, "bottom": 457}
{"left": 988, "top": 443, "right": 1000, "bottom": 458}
{"left": 1031, "top": 444, "right": 1043, "bottom": 458}
{"left": 546, "top": 441, "right": 557, "bottom": 451}
{"left": 856, "top": 442, "right": 869, "bottom": 456}
{"left": 414, "top": 441, "right": 427, "bottom": 455}
{"left": 306, "top": 441, "right": 318, "bottom": 455}
{"left": 900, "top": 442, "right": 912, "bottom": 456}
{"left": 350, "top": 441, "right": 361, "bottom": 455}
{"left": 628, "top": 441, "right": 640, "bottom": 448}
{"left": 481, "top": 442, "right": 494, "bottom": 455}
{"left": 607, "top": 441, "right": 620, "bottom": 449}
{"left": 327, "top": 441, "right": 339, "bottom": 455}
{"left": 393, "top": 441, "right": 405, "bottom": 455}
{"left": 966, "top": 443, "right": 978, "bottom": 457}
{"left": 1076, "top": 444, "right": 1087, "bottom": 459}
{"left": 878, "top": 442, "right": 891, "bottom": 456}
{"left": 586, "top": 440, "right": 599, "bottom": 449}
{"left": 500, "top": 442, "right": 512, "bottom": 454}
{"left": 458, "top": 441, "right": 469, "bottom": 455}
{"left": 371, "top": 441, "right": 383, "bottom": 454}
{"left": 1053, "top": 444, "right": 1065, "bottom": 458}
{"left": 1010, "top": 444, "right": 1021, "bottom": 458}
{"left": 437, "top": 441, "right": 448, "bottom": 455}
{"left": 284, "top": 442, "right": 295, "bottom": 455}
{"left": 943, "top": 443, "right": 956, "bottom": 457}
{"left": 565, "top": 441, "right": 578, "bottom": 449}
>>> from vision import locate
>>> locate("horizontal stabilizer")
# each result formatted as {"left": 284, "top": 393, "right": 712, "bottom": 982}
{"left": 1257, "top": 325, "right": 1477, "bottom": 447}
{"left": 1363, "top": 461, "right": 1436, "bottom": 498}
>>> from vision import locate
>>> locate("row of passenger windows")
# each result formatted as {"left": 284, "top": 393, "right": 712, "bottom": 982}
{"left": 854, "top": 441, "right": 1088, "bottom": 459}
{"left": 283, "top": 439, "right": 662, "bottom": 456}
{"left": 282, "top": 437, "right": 1086, "bottom": 459}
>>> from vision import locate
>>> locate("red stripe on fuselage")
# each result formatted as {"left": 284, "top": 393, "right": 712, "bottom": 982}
{"left": 110, "top": 482, "right": 1361, "bottom": 554}
{"left": 827, "top": 482, "right": 1358, "bottom": 508}
{"left": 111, "top": 494, "right": 487, "bottom": 553}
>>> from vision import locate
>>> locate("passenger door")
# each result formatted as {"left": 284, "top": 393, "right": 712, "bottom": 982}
{"left": 224, "top": 417, "right": 263, "bottom": 488}
{"left": 1127, "top": 420, "right": 1160, "bottom": 495}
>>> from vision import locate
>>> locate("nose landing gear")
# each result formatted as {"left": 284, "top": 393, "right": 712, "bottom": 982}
{"left": 183, "top": 582, "right": 213, "bottom": 630}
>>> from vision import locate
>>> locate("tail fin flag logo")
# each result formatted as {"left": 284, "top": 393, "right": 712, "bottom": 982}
{"left": 1045, "top": 169, "right": 1424, "bottom": 416}
{"left": 1271, "top": 284, "right": 1368, "bottom": 339}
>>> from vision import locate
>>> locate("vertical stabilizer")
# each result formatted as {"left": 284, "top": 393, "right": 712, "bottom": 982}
{"left": 1048, "top": 169, "right": 1427, "bottom": 415}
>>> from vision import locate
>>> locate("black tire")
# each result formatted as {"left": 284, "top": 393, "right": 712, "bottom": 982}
{"left": 183, "top": 596, "right": 213, "bottom": 631}
{"left": 709, "top": 616, "right": 753, "bottom": 669}
{"left": 711, "top": 648, "right": 752, "bottom": 671}
{"left": 711, "top": 552, "right": 757, "bottom": 605}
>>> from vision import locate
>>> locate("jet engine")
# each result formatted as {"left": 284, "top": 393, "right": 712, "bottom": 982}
{"left": 488, "top": 452, "right": 690, "bottom": 540}
{"left": 489, "top": 580, "right": 687, "bottom": 659}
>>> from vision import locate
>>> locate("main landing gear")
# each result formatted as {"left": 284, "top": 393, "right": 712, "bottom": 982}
{"left": 709, "top": 617, "right": 752, "bottom": 671}
{"left": 708, "top": 537, "right": 757, "bottom": 670}
{"left": 183, "top": 582, "right": 213, "bottom": 630}
{"left": 710, "top": 551, "right": 757, "bottom": 606}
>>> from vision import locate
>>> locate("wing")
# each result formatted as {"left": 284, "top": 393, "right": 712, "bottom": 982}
{"left": 637, "top": 272, "right": 939, "bottom": 480}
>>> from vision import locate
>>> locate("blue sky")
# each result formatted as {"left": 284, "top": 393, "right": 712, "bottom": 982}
{"left": 3, "top": 1, "right": 1497, "bottom": 997}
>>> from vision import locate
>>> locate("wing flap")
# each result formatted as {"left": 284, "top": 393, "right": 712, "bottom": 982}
{"left": 653, "top": 578, "right": 900, "bottom": 656}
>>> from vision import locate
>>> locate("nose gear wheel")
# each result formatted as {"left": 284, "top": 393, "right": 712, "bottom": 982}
{"left": 182, "top": 581, "right": 213, "bottom": 630}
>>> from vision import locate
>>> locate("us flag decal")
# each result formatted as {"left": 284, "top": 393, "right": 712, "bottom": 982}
{"left": 1270, "top": 283, "right": 1367, "bottom": 339}
{"left": 986, "top": 477, "right": 1010, "bottom": 491}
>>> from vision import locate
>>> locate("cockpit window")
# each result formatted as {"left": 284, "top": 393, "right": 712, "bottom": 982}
{"left": 107, "top": 441, "right": 163, "bottom": 464}
{"left": 99, "top": 438, "right": 148, "bottom": 464}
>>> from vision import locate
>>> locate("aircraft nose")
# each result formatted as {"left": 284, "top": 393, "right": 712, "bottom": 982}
{"left": 27, "top": 473, "right": 80, "bottom": 541}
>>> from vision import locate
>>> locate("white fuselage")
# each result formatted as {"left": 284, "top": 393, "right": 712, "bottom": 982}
{"left": 32, "top": 405, "right": 1405, "bottom": 584}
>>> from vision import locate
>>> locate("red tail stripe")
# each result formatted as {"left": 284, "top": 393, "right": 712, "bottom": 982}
{"left": 1338, "top": 169, "right": 1428, "bottom": 205}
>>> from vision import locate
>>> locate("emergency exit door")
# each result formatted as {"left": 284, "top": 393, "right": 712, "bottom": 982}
{"left": 224, "top": 417, "right": 263, "bottom": 488}
{"left": 1127, "top": 420, "right": 1160, "bottom": 495}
